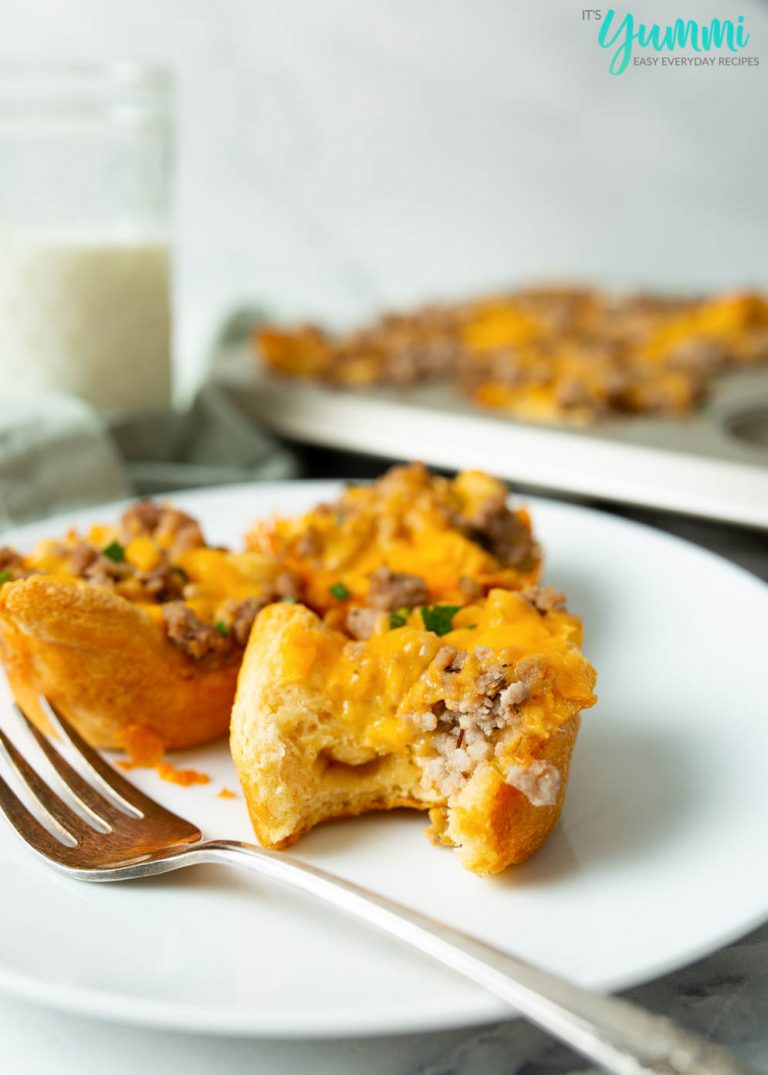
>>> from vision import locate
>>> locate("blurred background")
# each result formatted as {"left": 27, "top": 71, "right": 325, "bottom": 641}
{"left": 1, "top": 0, "right": 766, "bottom": 399}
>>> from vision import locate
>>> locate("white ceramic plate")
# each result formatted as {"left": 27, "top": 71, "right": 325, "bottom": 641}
{"left": 0, "top": 482, "right": 766, "bottom": 1039}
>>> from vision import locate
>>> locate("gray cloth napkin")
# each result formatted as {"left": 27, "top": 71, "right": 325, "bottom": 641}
{"left": 0, "top": 309, "right": 297, "bottom": 528}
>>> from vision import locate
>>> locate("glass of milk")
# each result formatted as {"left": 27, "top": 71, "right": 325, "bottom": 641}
{"left": 0, "top": 62, "right": 173, "bottom": 412}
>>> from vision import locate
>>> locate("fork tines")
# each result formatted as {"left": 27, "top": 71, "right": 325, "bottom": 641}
{"left": 0, "top": 697, "right": 200, "bottom": 870}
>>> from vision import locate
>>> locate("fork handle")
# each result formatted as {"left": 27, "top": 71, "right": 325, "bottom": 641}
{"left": 182, "top": 840, "right": 751, "bottom": 1075}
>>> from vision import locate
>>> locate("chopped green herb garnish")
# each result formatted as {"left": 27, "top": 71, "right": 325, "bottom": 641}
{"left": 281, "top": 596, "right": 298, "bottom": 604}
{"left": 465, "top": 623, "right": 478, "bottom": 630}
{"left": 329, "top": 582, "right": 350, "bottom": 601}
{"left": 214, "top": 620, "right": 229, "bottom": 637}
{"left": 389, "top": 608, "right": 409, "bottom": 629}
{"left": 0, "top": 570, "right": 11, "bottom": 584}
{"left": 171, "top": 565, "right": 189, "bottom": 582}
{"left": 420, "top": 604, "right": 461, "bottom": 637}
{"left": 102, "top": 540, "right": 125, "bottom": 563}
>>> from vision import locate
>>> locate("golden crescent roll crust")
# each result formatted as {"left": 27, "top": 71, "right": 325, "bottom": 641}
{"left": 0, "top": 575, "right": 237, "bottom": 749}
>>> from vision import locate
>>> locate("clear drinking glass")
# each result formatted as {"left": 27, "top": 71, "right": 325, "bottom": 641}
{"left": 0, "top": 62, "right": 173, "bottom": 412}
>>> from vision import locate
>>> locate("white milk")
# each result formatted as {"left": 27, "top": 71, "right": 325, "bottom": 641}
{"left": 0, "top": 233, "right": 171, "bottom": 412}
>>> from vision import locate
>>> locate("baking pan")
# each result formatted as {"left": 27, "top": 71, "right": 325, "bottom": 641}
{"left": 217, "top": 342, "right": 768, "bottom": 530}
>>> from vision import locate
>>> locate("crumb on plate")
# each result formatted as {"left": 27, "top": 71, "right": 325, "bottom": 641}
{"left": 156, "top": 762, "right": 211, "bottom": 787}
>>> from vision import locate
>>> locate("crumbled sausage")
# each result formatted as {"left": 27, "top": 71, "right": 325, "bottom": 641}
{"left": 82, "top": 555, "right": 135, "bottom": 589}
{"left": 458, "top": 575, "right": 483, "bottom": 601}
{"left": 120, "top": 500, "right": 205, "bottom": 557}
{"left": 0, "top": 545, "right": 36, "bottom": 582}
{"left": 273, "top": 571, "right": 302, "bottom": 601}
{"left": 138, "top": 564, "right": 187, "bottom": 602}
{"left": 120, "top": 500, "right": 164, "bottom": 535}
{"left": 367, "top": 566, "right": 428, "bottom": 611}
{"left": 228, "top": 596, "right": 266, "bottom": 646}
{"left": 433, "top": 646, "right": 466, "bottom": 675}
{"left": 498, "top": 679, "right": 530, "bottom": 708}
{"left": 0, "top": 546, "right": 23, "bottom": 571}
{"left": 294, "top": 526, "right": 322, "bottom": 558}
{"left": 555, "top": 377, "right": 590, "bottom": 409}
{"left": 415, "top": 648, "right": 547, "bottom": 798}
{"left": 521, "top": 585, "right": 566, "bottom": 614}
{"left": 162, "top": 602, "right": 231, "bottom": 661}
{"left": 68, "top": 536, "right": 195, "bottom": 603}
{"left": 345, "top": 606, "right": 382, "bottom": 641}
{"left": 476, "top": 664, "right": 507, "bottom": 695}
{"left": 68, "top": 542, "right": 99, "bottom": 576}
{"left": 161, "top": 514, "right": 205, "bottom": 555}
{"left": 459, "top": 494, "right": 534, "bottom": 568}
{"left": 666, "top": 337, "right": 727, "bottom": 373}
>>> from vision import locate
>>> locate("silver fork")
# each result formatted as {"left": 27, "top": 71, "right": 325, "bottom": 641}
{"left": 0, "top": 697, "right": 754, "bottom": 1075}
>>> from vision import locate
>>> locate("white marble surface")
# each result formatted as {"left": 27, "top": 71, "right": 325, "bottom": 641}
{"left": 0, "top": 2, "right": 766, "bottom": 1070}
{"left": 0, "top": 0, "right": 766, "bottom": 398}
{"left": 0, "top": 994, "right": 471, "bottom": 1075}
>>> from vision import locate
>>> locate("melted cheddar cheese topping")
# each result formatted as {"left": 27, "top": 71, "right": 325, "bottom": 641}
{"left": 263, "top": 589, "right": 596, "bottom": 761}
{"left": 23, "top": 527, "right": 280, "bottom": 629}
{"left": 249, "top": 464, "right": 540, "bottom": 610}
